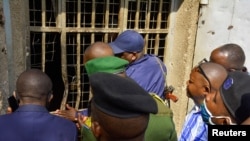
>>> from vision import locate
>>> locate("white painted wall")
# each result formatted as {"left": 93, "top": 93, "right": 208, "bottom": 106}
{"left": 194, "top": 0, "right": 250, "bottom": 69}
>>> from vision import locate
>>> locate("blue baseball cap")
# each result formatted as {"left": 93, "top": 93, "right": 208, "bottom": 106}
{"left": 109, "top": 30, "right": 144, "bottom": 54}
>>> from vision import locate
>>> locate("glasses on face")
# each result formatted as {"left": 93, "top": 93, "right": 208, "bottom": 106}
{"left": 198, "top": 58, "right": 208, "bottom": 64}
{"left": 196, "top": 58, "right": 212, "bottom": 90}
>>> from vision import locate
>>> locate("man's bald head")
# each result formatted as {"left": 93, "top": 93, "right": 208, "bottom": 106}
{"left": 84, "top": 42, "right": 114, "bottom": 64}
{"left": 210, "top": 43, "right": 245, "bottom": 71}
{"left": 16, "top": 69, "right": 53, "bottom": 99}
{"left": 200, "top": 62, "right": 228, "bottom": 90}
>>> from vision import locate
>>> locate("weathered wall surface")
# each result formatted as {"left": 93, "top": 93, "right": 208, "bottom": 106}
{"left": 0, "top": 0, "right": 28, "bottom": 114}
{"left": 0, "top": 0, "right": 8, "bottom": 115}
{"left": 9, "top": 0, "right": 28, "bottom": 86}
{"left": 166, "top": 0, "right": 200, "bottom": 135}
{"left": 195, "top": 0, "right": 250, "bottom": 68}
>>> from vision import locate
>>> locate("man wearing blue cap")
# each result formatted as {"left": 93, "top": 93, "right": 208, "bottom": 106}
{"left": 109, "top": 30, "right": 167, "bottom": 100}
{"left": 77, "top": 55, "right": 177, "bottom": 141}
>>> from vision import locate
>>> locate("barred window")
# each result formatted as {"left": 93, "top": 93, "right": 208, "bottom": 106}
{"left": 28, "top": 0, "right": 171, "bottom": 111}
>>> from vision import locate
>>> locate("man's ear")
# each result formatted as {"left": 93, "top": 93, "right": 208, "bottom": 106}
{"left": 131, "top": 52, "right": 137, "bottom": 61}
{"left": 202, "top": 84, "right": 210, "bottom": 95}
{"left": 91, "top": 121, "right": 101, "bottom": 138}
{"left": 48, "top": 94, "right": 53, "bottom": 102}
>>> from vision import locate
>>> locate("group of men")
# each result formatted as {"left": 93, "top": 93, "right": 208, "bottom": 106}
{"left": 179, "top": 43, "right": 250, "bottom": 140}
{"left": 1, "top": 29, "right": 250, "bottom": 141}
{"left": 73, "top": 30, "right": 177, "bottom": 141}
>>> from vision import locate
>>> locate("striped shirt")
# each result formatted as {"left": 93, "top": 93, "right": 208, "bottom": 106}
{"left": 179, "top": 105, "right": 208, "bottom": 141}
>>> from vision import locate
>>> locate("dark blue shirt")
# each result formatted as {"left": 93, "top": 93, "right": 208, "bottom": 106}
{"left": 0, "top": 104, "right": 78, "bottom": 141}
{"left": 126, "top": 54, "right": 167, "bottom": 99}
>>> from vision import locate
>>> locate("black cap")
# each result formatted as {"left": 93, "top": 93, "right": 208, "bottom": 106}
{"left": 89, "top": 72, "right": 158, "bottom": 118}
{"left": 235, "top": 93, "right": 250, "bottom": 124}
{"left": 220, "top": 71, "right": 250, "bottom": 124}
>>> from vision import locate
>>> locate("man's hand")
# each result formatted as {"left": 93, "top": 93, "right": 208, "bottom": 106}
{"left": 52, "top": 104, "right": 77, "bottom": 121}
{"left": 76, "top": 113, "right": 89, "bottom": 130}
{"left": 6, "top": 91, "right": 18, "bottom": 114}
{"left": 165, "top": 85, "right": 178, "bottom": 102}
{"left": 6, "top": 107, "right": 12, "bottom": 114}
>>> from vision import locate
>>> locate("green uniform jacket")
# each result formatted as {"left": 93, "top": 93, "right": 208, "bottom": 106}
{"left": 80, "top": 94, "right": 177, "bottom": 141}
{"left": 145, "top": 94, "right": 177, "bottom": 141}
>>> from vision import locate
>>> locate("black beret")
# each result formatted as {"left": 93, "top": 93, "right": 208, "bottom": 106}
{"left": 220, "top": 71, "right": 250, "bottom": 124}
{"left": 89, "top": 72, "right": 158, "bottom": 118}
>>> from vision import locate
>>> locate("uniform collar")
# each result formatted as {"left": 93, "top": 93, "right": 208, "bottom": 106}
{"left": 16, "top": 104, "right": 48, "bottom": 112}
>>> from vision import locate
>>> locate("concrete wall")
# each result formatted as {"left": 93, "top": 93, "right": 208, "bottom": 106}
{"left": 0, "top": 0, "right": 8, "bottom": 115}
{"left": 194, "top": 0, "right": 250, "bottom": 68}
{"left": 0, "top": 0, "right": 28, "bottom": 114}
{"left": 166, "top": 0, "right": 200, "bottom": 135}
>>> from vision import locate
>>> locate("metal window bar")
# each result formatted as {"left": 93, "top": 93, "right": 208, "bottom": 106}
{"left": 74, "top": 0, "right": 81, "bottom": 110}
{"left": 29, "top": 0, "right": 42, "bottom": 26}
{"left": 60, "top": 0, "right": 68, "bottom": 110}
{"left": 41, "top": 1, "right": 46, "bottom": 72}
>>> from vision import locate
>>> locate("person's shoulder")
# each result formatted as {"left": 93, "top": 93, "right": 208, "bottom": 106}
{"left": 50, "top": 114, "right": 73, "bottom": 123}
{"left": 146, "top": 94, "right": 177, "bottom": 141}
{"left": 0, "top": 114, "right": 11, "bottom": 122}
{"left": 50, "top": 116, "right": 77, "bottom": 134}
{"left": 49, "top": 114, "right": 76, "bottom": 127}
{"left": 145, "top": 54, "right": 163, "bottom": 60}
{"left": 150, "top": 93, "right": 173, "bottom": 116}
{"left": 145, "top": 54, "right": 166, "bottom": 67}
{"left": 140, "top": 54, "right": 166, "bottom": 67}
{"left": 129, "top": 55, "right": 156, "bottom": 68}
{"left": 143, "top": 54, "right": 159, "bottom": 61}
